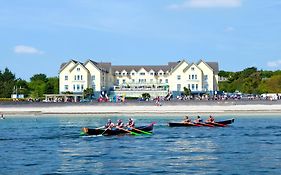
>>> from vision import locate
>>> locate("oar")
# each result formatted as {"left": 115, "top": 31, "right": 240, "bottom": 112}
{"left": 196, "top": 122, "right": 214, "bottom": 127}
{"left": 97, "top": 128, "right": 109, "bottom": 136}
{"left": 211, "top": 122, "right": 226, "bottom": 127}
{"left": 118, "top": 127, "right": 141, "bottom": 136}
{"left": 183, "top": 122, "right": 201, "bottom": 127}
{"left": 130, "top": 127, "right": 152, "bottom": 135}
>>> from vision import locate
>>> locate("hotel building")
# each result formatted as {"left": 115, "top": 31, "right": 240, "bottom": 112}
{"left": 59, "top": 59, "right": 219, "bottom": 99}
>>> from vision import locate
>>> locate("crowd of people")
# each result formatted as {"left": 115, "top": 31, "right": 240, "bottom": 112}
{"left": 183, "top": 115, "right": 215, "bottom": 124}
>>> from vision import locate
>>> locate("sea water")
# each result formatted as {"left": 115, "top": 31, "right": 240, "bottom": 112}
{"left": 0, "top": 115, "right": 281, "bottom": 175}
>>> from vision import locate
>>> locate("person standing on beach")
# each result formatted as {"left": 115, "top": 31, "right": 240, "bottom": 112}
{"left": 1, "top": 114, "right": 4, "bottom": 119}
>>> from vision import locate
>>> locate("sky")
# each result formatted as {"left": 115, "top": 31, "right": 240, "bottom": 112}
{"left": 1, "top": 0, "right": 281, "bottom": 80}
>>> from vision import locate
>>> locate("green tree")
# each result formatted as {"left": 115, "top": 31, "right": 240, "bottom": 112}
{"left": 45, "top": 77, "right": 59, "bottom": 94}
{"left": 83, "top": 88, "right": 94, "bottom": 99}
{"left": 0, "top": 68, "right": 16, "bottom": 98}
{"left": 183, "top": 87, "right": 191, "bottom": 96}
{"left": 28, "top": 74, "right": 48, "bottom": 98}
{"left": 16, "top": 79, "right": 30, "bottom": 97}
{"left": 142, "top": 93, "right": 151, "bottom": 100}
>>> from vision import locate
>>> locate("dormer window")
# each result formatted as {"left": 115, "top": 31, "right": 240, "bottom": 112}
{"left": 191, "top": 67, "right": 195, "bottom": 71}
{"left": 77, "top": 68, "right": 80, "bottom": 71}
{"left": 122, "top": 73, "right": 126, "bottom": 76}
{"left": 140, "top": 72, "right": 145, "bottom": 75}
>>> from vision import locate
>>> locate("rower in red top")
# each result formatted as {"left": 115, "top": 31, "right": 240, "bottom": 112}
{"left": 206, "top": 115, "right": 215, "bottom": 123}
{"left": 116, "top": 119, "right": 124, "bottom": 129}
{"left": 126, "top": 118, "right": 135, "bottom": 128}
{"left": 194, "top": 116, "right": 203, "bottom": 123}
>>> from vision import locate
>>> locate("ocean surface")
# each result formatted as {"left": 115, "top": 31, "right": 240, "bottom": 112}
{"left": 1, "top": 115, "right": 281, "bottom": 175}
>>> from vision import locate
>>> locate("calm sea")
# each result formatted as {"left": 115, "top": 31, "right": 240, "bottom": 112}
{"left": 1, "top": 115, "right": 281, "bottom": 175}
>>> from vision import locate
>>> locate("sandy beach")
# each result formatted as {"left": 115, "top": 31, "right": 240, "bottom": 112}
{"left": 1, "top": 100, "right": 281, "bottom": 116}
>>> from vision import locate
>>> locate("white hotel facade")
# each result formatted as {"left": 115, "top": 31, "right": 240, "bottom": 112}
{"left": 59, "top": 59, "right": 219, "bottom": 98}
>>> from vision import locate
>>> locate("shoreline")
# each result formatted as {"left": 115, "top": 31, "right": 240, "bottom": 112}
{"left": 1, "top": 103, "right": 281, "bottom": 116}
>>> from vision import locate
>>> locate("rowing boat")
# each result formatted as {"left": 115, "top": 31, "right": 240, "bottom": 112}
{"left": 81, "top": 123, "right": 154, "bottom": 136}
{"left": 168, "top": 118, "right": 234, "bottom": 127}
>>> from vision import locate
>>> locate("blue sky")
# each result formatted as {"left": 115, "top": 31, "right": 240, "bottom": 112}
{"left": 1, "top": 0, "right": 281, "bottom": 80}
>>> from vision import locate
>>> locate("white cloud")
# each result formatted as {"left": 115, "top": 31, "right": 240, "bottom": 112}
{"left": 14, "top": 45, "right": 44, "bottom": 54}
{"left": 267, "top": 59, "right": 281, "bottom": 68}
{"left": 168, "top": 0, "right": 241, "bottom": 10}
{"left": 225, "top": 26, "right": 235, "bottom": 32}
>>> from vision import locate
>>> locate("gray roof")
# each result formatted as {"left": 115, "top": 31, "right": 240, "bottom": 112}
{"left": 111, "top": 61, "right": 181, "bottom": 73}
{"left": 206, "top": 62, "right": 219, "bottom": 74}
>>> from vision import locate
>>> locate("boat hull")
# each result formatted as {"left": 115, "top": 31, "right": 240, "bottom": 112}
{"left": 168, "top": 119, "right": 234, "bottom": 127}
{"left": 82, "top": 124, "right": 154, "bottom": 136}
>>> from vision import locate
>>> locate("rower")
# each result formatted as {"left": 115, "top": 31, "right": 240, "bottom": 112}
{"left": 183, "top": 116, "right": 191, "bottom": 123}
{"left": 116, "top": 119, "right": 124, "bottom": 129}
{"left": 194, "top": 116, "right": 203, "bottom": 123}
{"left": 105, "top": 119, "right": 115, "bottom": 129}
{"left": 126, "top": 118, "right": 135, "bottom": 128}
{"left": 206, "top": 115, "right": 215, "bottom": 123}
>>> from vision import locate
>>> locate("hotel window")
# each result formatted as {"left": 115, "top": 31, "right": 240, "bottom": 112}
{"left": 92, "top": 75, "right": 95, "bottom": 81}
{"left": 192, "top": 75, "right": 194, "bottom": 79}
{"left": 116, "top": 79, "right": 119, "bottom": 84}
{"left": 196, "top": 84, "right": 198, "bottom": 90}
{"left": 177, "top": 75, "right": 181, "bottom": 80}
{"left": 165, "top": 79, "right": 168, "bottom": 83}
{"left": 132, "top": 79, "right": 135, "bottom": 83}
{"left": 140, "top": 72, "right": 145, "bottom": 75}
{"left": 177, "top": 84, "right": 181, "bottom": 91}
{"left": 77, "top": 68, "right": 80, "bottom": 71}
{"left": 132, "top": 73, "right": 135, "bottom": 75}
{"left": 115, "top": 72, "right": 119, "bottom": 75}
{"left": 150, "top": 73, "right": 154, "bottom": 75}
{"left": 65, "top": 75, "right": 68, "bottom": 80}
{"left": 122, "top": 72, "right": 126, "bottom": 75}
{"left": 77, "top": 75, "right": 80, "bottom": 80}
{"left": 195, "top": 75, "right": 197, "bottom": 80}
{"left": 191, "top": 67, "right": 194, "bottom": 71}
{"left": 122, "top": 79, "right": 126, "bottom": 84}
{"left": 73, "top": 85, "right": 76, "bottom": 91}
{"left": 77, "top": 84, "right": 80, "bottom": 91}
{"left": 160, "top": 79, "right": 162, "bottom": 83}
{"left": 81, "top": 84, "right": 84, "bottom": 90}
{"left": 204, "top": 75, "right": 208, "bottom": 80}
{"left": 159, "top": 73, "right": 163, "bottom": 75}
{"left": 74, "top": 75, "right": 76, "bottom": 80}
{"left": 92, "top": 84, "right": 96, "bottom": 91}
{"left": 188, "top": 84, "right": 190, "bottom": 89}
{"left": 81, "top": 75, "right": 83, "bottom": 80}
{"left": 192, "top": 84, "right": 195, "bottom": 90}
{"left": 119, "top": 73, "right": 121, "bottom": 75}
{"left": 65, "top": 85, "right": 68, "bottom": 90}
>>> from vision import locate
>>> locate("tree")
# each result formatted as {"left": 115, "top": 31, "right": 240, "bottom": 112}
{"left": 83, "top": 88, "right": 94, "bottom": 99}
{"left": 0, "top": 68, "right": 16, "bottom": 98}
{"left": 28, "top": 74, "right": 48, "bottom": 98}
{"left": 45, "top": 77, "right": 59, "bottom": 94}
{"left": 183, "top": 87, "right": 191, "bottom": 96}
{"left": 16, "top": 79, "right": 30, "bottom": 97}
{"left": 142, "top": 93, "right": 151, "bottom": 100}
